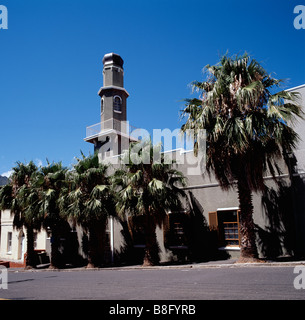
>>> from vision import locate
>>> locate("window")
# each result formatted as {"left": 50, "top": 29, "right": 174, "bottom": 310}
{"left": 164, "top": 212, "right": 190, "bottom": 262}
{"left": 113, "top": 96, "right": 122, "bottom": 112}
{"left": 101, "top": 98, "right": 104, "bottom": 114}
{"left": 128, "top": 216, "right": 146, "bottom": 247}
{"left": 164, "top": 212, "right": 189, "bottom": 248}
{"left": 7, "top": 232, "right": 12, "bottom": 253}
{"left": 223, "top": 222, "right": 239, "bottom": 246}
{"left": 209, "top": 209, "right": 241, "bottom": 247}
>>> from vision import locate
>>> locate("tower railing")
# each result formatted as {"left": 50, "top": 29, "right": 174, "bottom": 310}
{"left": 85, "top": 119, "right": 138, "bottom": 139}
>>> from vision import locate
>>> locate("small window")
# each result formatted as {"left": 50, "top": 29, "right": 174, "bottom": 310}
{"left": 113, "top": 96, "right": 122, "bottom": 112}
{"left": 128, "top": 216, "right": 145, "bottom": 247}
{"left": 164, "top": 212, "right": 188, "bottom": 248}
{"left": 7, "top": 232, "right": 12, "bottom": 253}
{"left": 101, "top": 98, "right": 104, "bottom": 114}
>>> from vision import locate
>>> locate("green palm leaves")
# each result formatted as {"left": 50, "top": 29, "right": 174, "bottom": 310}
{"left": 0, "top": 161, "right": 41, "bottom": 268}
{"left": 181, "top": 53, "right": 303, "bottom": 260}
{"left": 182, "top": 53, "right": 302, "bottom": 189}
{"left": 64, "top": 153, "right": 113, "bottom": 224}
{"left": 113, "top": 140, "right": 186, "bottom": 266}
{"left": 61, "top": 152, "right": 114, "bottom": 268}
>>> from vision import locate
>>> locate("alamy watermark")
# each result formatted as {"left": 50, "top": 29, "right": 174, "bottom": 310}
{"left": 97, "top": 122, "right": 206, "bottom": 176}
{"left": 0, "top": 265, "right": 8, "bottom": 289}
{"left": 0, "top": 5, "right": 8, "bottom": 30}
{"left": 293, "top": 5, "right": 305, "bottom": 29}
{"left": 293, "top": 266, "right": 305, "bottom": 289}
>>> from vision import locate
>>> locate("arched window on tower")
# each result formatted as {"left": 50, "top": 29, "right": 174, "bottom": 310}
{"left": 113, "top": 96, "right": 122, "bottom": 112}
{"left": 101, "top": 97, "right": 104, "bottom": 114}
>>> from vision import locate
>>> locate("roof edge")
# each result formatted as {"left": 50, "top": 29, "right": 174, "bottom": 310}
{"left": 286, "top": 83, "right": 305, "bottom": 92}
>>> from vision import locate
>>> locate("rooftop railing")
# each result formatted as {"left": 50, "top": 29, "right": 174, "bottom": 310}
{"left": 85, "top": 119, "right": 138, "bottom": 140}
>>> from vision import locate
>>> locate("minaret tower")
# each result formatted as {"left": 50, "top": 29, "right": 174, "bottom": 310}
{"left": 85, "top": 53, "right": 131, "bottom": 159}
{"left": 99, "top": 53, "right": 128, "bottom": 128}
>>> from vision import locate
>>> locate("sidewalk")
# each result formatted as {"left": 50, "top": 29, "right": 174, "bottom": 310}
{"left": 7, "top": 258, "right": 305, "bottom": 272}
{"left": 112, "top": 259, "right": 305, "bottom": 270}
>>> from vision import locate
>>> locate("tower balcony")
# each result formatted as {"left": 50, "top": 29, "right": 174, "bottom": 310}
{"left": 84, "top": 119, "right": 138, "bottom": 144}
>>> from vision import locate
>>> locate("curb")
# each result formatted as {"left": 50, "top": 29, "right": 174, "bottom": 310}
{"left": 8, "top": 260, "right": 305, "bottom": 272}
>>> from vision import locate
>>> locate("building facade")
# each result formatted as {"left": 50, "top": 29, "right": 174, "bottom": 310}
{"left": 85, "top": 53, "right": 305, "bottom": 263}
{"left": 1, "top": 53, "right": 305, "bottom": 266}
{"left": 0, "top": 209, "right": 49, "bottom": 266}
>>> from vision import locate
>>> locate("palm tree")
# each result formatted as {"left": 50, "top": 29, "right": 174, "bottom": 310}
{"left": 113, "top": 140, "right": 187, "bottom": 266}
{"left": 61, "top": 152, "right": 114, "bottom": 268}
{"left": 0, "top": 161, "right": 42, "bottom": 268}
{"left": 181, "top": 53, "right": 303, "bottom": 261}
{"left": 38, "top": 161, "right": 68, "bottom": 269}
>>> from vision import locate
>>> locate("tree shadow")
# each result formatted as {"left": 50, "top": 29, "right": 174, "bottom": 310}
{"left": 114, "top": 219, "right": 145, "bottom": 266}
{"left": 181, "top": 191, "right": 229, "bottom": 262}
{"left": 57, "top": 222, "right": 87, "bottom": 268}
{"left": 290, "top": 173, "right": 305, "bottom": 258}
{"left": 258, "top": 180, "right": 296, "bottom": 260}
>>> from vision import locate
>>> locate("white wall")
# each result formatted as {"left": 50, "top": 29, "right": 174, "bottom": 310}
{"left": 0, "top": 209, "right": 48, "bottom": 261}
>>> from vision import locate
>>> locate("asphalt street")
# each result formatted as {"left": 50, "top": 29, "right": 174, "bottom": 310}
{"left": 1, "top": 264, "right": 305, "bottom": 300}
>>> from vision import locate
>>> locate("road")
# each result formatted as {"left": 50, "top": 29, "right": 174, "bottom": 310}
{"left": 1, "top": 265, "right": 305, "bottom": 300}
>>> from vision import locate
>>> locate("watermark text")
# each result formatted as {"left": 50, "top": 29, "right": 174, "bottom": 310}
{"left": 0, "top": 5, "right": 8, "bottom": 30}
{"left": 0, "top": 266, "right": 8, "bottom": 289}
{"left": 294, "top": 5, "right": 305, "bottom": 29}
{"left": 293, "top": 266, "right": 305, "bottom": 289}
{"left": 97, "top": 122, "right": 206, "bottom": 176}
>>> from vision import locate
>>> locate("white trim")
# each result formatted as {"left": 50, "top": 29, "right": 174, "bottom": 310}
{"left": 286, "top": 84, "right": 305, "bottom": 92}
{"left": 182, "top": 182, "right": 219, "bottom": 190}
{"left": 113, "top": 95, "right": 122, "bottom": 102}
{"left": 217, "top": 207, "right": 239, "bottom": 211}
{"left": 163, "top": 148, "right": 185, "bottom": 154}
{"left": 84, "top": 128, "right": 138, "bottom": 142}
{"left": 163, "top": 148, "right": 194, "bottom": 154}
{"left": 113, "top": 95, "right": 122, "bottom": 113}
{"left": 218, "top": 246, "right": 240, "bottom": 251}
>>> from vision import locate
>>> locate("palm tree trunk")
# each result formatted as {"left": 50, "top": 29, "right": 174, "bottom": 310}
{"left": 142, "top": 215, "right": 159, "bottom": 266}
{"left": 237, "top": 179, "right": 259, "bottom": 260}
{"left": 87, "top": 224, "right": 99, "bottom": 268}
{"left": 25, "top": 227, "right": 36, "bottom": 269}
{"left": 49, "top": 226, "right": 61, "bottom": 269}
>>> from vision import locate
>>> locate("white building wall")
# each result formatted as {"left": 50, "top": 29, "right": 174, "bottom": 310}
{"left": 0, "top": 209, "right": 48, "bottom": 262}
{"left": 287, "top": 84, "right": 305, "bottom": 173}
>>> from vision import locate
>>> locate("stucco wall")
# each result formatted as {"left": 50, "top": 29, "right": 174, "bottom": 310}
{"left": 0, "top": 209, "right": 48, "bottom": 262}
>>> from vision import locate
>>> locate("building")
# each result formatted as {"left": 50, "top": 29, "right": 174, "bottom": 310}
{"left": 84, "top": 53, "right": 305, "bottom": 263}
{"left": 1, "top": 53, "right": 305, "bottom": 267}
{"left": 0, "top": 210, "right": 48, "bottom": 267}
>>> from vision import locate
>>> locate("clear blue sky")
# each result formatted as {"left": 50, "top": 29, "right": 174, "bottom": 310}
{"left": 0, "top": 0, "right": 304, "bottom": 176}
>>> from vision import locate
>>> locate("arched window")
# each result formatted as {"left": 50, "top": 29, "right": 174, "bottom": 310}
{"left": 101, "top": 97, "right": 104, "bottom": 114}
{"left": 113, "top": 96, "right": 122, "bottom": 112}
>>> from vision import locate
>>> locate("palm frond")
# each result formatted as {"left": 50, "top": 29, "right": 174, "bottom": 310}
{"left": 180, "top": 52, "right": 302, "bottom": 192}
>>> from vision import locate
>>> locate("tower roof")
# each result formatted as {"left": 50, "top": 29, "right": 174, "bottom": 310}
{"left": 102, "top": 53, "right": 124, "bottom": 68}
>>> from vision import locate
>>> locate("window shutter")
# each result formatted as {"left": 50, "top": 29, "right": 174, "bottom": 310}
{"left": 163, "top": 214, "right": 171, "bottom": 248}
{"left": 237, "top": 210, "right": 241, "bottom": 245}
{"left": 208, "top": 211, "right": 218, "bottom": 231}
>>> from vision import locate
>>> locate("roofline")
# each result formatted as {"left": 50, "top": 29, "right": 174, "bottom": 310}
{"left": 286, "top": 84, "right": 305, "bottom": 92}
{"left": 98, "top": 86, "right": 129, "bottom": 97}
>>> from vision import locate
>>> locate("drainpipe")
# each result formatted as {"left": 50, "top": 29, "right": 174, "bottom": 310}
{"left": 110, "top": 216, "right": 114, "bottom": 264}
